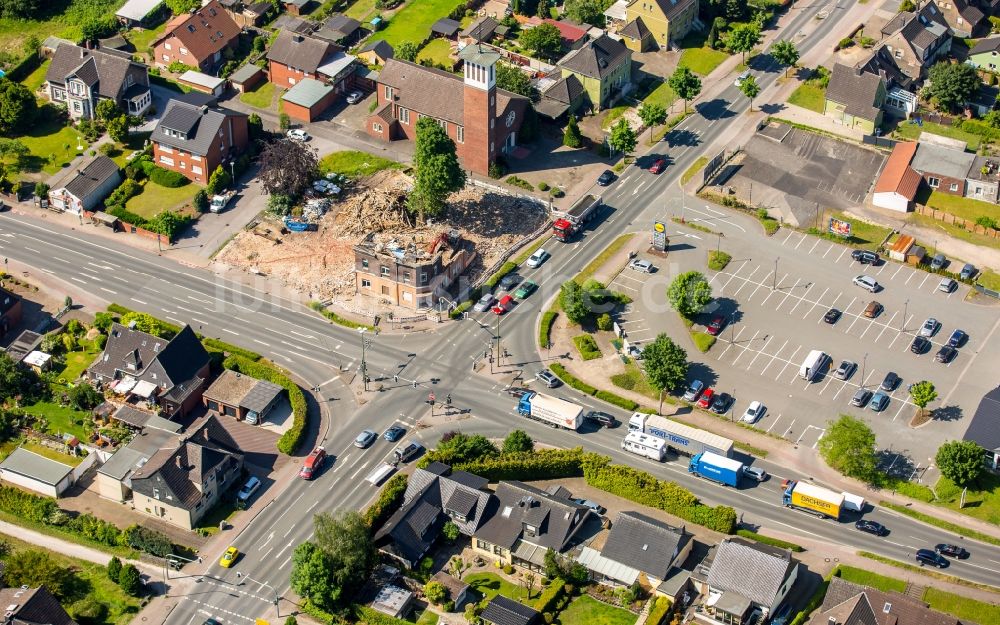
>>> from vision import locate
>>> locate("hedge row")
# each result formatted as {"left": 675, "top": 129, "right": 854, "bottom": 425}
{"left": 736, "top": 529, "right": 804, "bottom": 552}
{"left": 363, "top": 473, "right": 408, "bottom": 530}
{"left": 539, "top": 311, "right": 557, "bottom": 347}
{"left": 548, "top": 363, "right": 640, "bottom": 410}
{"left": 223, "top": 355, "right": 308, "bottom": 455}
{"left": 594, "top": 390, "right": 638, "bottom": 411}
{"left": 485, "top": 262, "right": 518, "bottom": 290}
{"left": 582, "top": 455, "right": 737, "bottom": 534}
{"left": 107, "top": 304, "right": 182, "bottom": 336}
{"left": 455, "top": 448, "right": 586, "bottom": 482}
{"left": 201, "top": 337, "right": 262, "bottom": 362}
{"left": 533, "top": 577, "right": 568, "bottom": 613}
{"left": 308, "top": 301, "right": 376, "bottom": 331}
{"left": 646, "top": 596, "right": 673, "bottom": 625}
{"left": 356, "top": 606, "right": 413, "bottom": 625}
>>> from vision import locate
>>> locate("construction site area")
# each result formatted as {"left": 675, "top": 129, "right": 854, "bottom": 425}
{"left": 215, "top": 169, "right": 548, "bottom": 319}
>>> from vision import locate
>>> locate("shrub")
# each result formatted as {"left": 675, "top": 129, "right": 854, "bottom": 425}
{"left": 549, "top": 363, "right": 597, "bottom": 395}
{"left": 976, "top": 216, "right": 998, "bottom": 230}
{"left": 736, "top": 529, "right": 804, "bottom": 551}
{"left": 538, "top": 182, "right": 550, "bottom": 191}
{"left": 455, "top": 448, "right": 586, "bottom": 482}
{"left": 441, "top": 600, "right": 455, "bottom": 612}
{"left": 107, "top": 557, "right": 122, "bottom": 583}
{"left": 573, "top": 334, "right": 602, "bottom": 360}
{"left": 69, "top": 596, "right": 107, "bottom": 624}
{"left": 596, "top": 313, "right": 612, "bottom": 331}
{"left": 503, "top": 564, "right": 514, "bottom": 574}
{"left": 424, "top": 580, "right": 448, "bottom": 604}
{"left": 223, "top": 355, "right": 307, "bottom": 454}
{"left": 505, "top": 175, "right": 534, "bottom": 191}
{"left": 539, "top": 311, "right": 557, "bottom": 348}
{"left": 147, "top": 165, "right": 188, "bottom": 188}
{"left": 363, "top": 473, "right": 408, "bottom": 529}
{"left": 201, "top": 338, "right": 262, "bottom": 362}
{"left": 533, "top": 578, "right": 567, "bottom": 612}
{"left": 691, "top": 332, "right": 716, "bottom": 353}
{"left": 647, "top": 597, "right": 672, "bottom": 625}
{"left": 124, "top": 524, "right": 173, "bottom": 557}
{"left": 708, "top": 250, "right": 732, "bottom": 271}
{"left": 595, "top": 390, "right": 638, "bottom": 411}
{"left": 117, "top": 563, "right": 142, "bottom": 596}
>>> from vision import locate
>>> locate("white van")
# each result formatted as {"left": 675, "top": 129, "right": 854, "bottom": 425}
{"left": 799, "top": 350, "right": 828, "bottom": 381}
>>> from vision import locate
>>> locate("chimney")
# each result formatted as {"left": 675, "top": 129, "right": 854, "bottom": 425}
{"left": 203, "top": 428, "right": 211, "bottom": 441}
{"left": 200, "top": 105, "right": 209, "bottom": 115}
{"left": 827, "top": 618, "right": 836, "bottom": 625}
{"left": 292, "top": 34, "right": 303, "bottom": 43}
{"left": 175, "top": 456, "right": 183, "bottom": 469}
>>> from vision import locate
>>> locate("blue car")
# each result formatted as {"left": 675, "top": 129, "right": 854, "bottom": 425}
{"left": 869, "top": 391, "right": 890, "bottom": 412}
{"left": 383, "top": 425, "right": 406, "bottom": 442}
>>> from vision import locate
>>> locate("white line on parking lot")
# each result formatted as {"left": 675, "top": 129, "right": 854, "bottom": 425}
{"left": 845, "top": 309, "right": 863, "bottom": 334}
{"left": 918, "top": 273, "right": 931, "bottom": 289}
{"left": 780, "top": 419, "right": 797, "bottom": 439}
{"left": 890, "top": 264, "right": 904, "bottom": 280}
{"left": 774, "top": 278, "right": 800, "bottom": 311}
{"left": 836, "top": 247, "right": 848, "bottom": 262}
{"left": 729, "top": 266, "right": 760, "bottom": 297}
{"left": 805, "top": 287, "right": 828, "bottom": 319}
{"left": 745, "top": 335, "right": 772, "bottom": 371}
{"left": 774, "top": 345, "right": 801, "bottom": 381}
{"left": 822, "top": 244, "right": 835, "bottom": 259}
{"left": 766, "top": 413, "right": 782, "bottom": 433}
{"left": 874, "top": 312, "right": 897, "bottom": 344}
{"left": 759, "top": 339, "right": 789, "bottom": 376}
{"left": 808, "top": 239, "right": 821, "bottom": 254}
{"left": 717, "top": 327, "right": 745, "bottom": 359}
{"left": 788, "top": 282, "right": 813, "bottom": 315}
{"left": 731, "top": 331, "right": 760, "bottom": 366}
{"left": 905, "top": 270, "right": 918, "bottom": 285}
{"left": 782, "top": 230, "right": 795, "bottom": 245}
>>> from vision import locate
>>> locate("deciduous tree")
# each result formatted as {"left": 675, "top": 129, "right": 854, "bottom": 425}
{"left": 502, "top": 429, "right": 534, "bottom": 453}
{"left": 69, "top": 382, "right": 103, "bottom": 411}
{"left": 818, "top": 415, "right": 878, "bottom": 483}
{"left": 409, "top": 117, "right": 465, "bottom": 222}
{"left": 0, "top": 79, "right": 37, "bottom": 135}
{"left": 4, "top": 550, "right": 74, "bottom": 599}
{"left": 739, "top": 74, "right": 761, "bottom": 110}
{"left": 563, "top": 0, "right": 604, "bottom": 26}
{"left": 520, "top": 22, "right": 562, "bottom": 58}
{"left": 935, "top": 440, "right": 985, "bottom": 487}
{"left": 96, "top": 99, "right": 121, "bottom": 123}
{"left": 637, "top": 102, "right": 667, "bottom": 144}
{"left": 207, "top": 165, "right": 232, "bottom": 195}
{"left": 258, "top": 138, "right": 318, "bottom": 198}
{"left": 559, "top": 280, "right": 589, "bottom": 323}
{"left": 121, "top": 311, "right": 169, "bottom": 337}
{"left": 312, "top": 511, "right": 375, "bottom": 605}
{"left": 641, "top": 334, "right": 688, "bottom": 413}
{"left": 290, "top": 542, "right": 337, "bottom": 610}
{"left": 563, "top": 114, "right": 583, "bottom": 148}
{"left": 908, "top": 381, "right": 937, "bottom": 414}
{"left": 395, "top": 41, "right": 420, "bottom": 62}
{"left": 667, "top": 271, "right": 712, "bottom": 319}
{"left": 495, "top": 62, "right": 534, "bottom": 98}
{"left": 668, "top": 67, "right": 702, "bottom": 114}
{"left": 728, "top": 23, "right": 761, "bottom": 63}
{"left": 771, "top": 40, "right": 799, "bottom": 77}
{"left": 608, "top": 118, "right": 637, "bottom": 156}
{"left": 425, "top": 581, "right": 448, "bottom": 604}
{"left": 927, "top": 62, "right": 981, "bottom": 111}
{"left": 165, "top": 0, "right": 199, "bottom": 14}
{"left": 106, "top": 115, "right": 129, "bottom": 143}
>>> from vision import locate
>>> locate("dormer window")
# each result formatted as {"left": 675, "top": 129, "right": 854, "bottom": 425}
{"left": 187, "top": 24, "right": 196, "bottom": 32}
{"left": 524, "top": 523, "right": 537, "bottom": 536}
{"left": 208, "top": 7, "right": 217, "bottom": 15}
{"left": 217, "top": 31, "right": 224, "bottom": 38}
{"left": 153, "top": 488, "right": 160, "bottom": 499}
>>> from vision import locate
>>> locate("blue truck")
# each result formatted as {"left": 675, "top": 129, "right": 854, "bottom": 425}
{"left": 688, "top": 451, "right": 744, "bottom": 487}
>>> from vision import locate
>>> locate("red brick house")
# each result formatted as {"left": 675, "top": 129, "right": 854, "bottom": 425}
{"left": 365, "top": 46, "right": 528, "bottom": 176}
{"left": 152, "top": 0, "right": 241, "bottom": 72}
{"left": 152, "top": 100, "right": 248, "bottom": 184}
{"left": 266, "top": 30, "right": 356, "bottom": 93}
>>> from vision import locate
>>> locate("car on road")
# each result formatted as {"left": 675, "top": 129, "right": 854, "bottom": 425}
{"left": 696, "top": 388, "right": 715, "bottom": 409}
{"left": 649, "top": 157, "right": 667, "bottom": 174}
{"left": 869, "top": 391, "right": 890, "bottom": 412}
{"left": 853, "top": 275, "right": 880, "bottom": 292}
{"left": 354, "top": 429, "right": 377, "bottom": 448}
{"left": 850, "top": 388, "right": 872, "bottom": 407}
{"left": 393, "top": 441, "right": 423, "bottom": 463}
{"left": 742, "top": 466, "right": 768, "bottom": 482}
{"left": 499, "top": 273, "right": 521, "bottom": 290}
{"left": 938, "top": 278, "right": 957, "bottom": 293}
{"left": 855, "top": 520, "right": 888, "bottom": 536}
{"left": 514, "top": 280, "right": 538, "bottom": 299}
{"left": 834, "top": 360, "right": 856, "bottom": 380}
{"left": 960, "top": 263, "right": 977, "bottom": 280}
{"left": 507, "top": 387, "right": 531, "bottom": 398}
{"left": 863, "top": 301, "right": 883, "bottom": 318}
{"left": 742, "top": 401, "right": 766, "bottom": 424}
{"left": 935, "top": 544, "right": 969, "bottom": 559}
{"left": 492, "top": 294, "right": 515, "bottom": 315}
{"left": 526, "top": 248, "right": 551, "bottom": 268}
{"left": 629, "top": 258, "right": 653, "bottom": 273}
{"left": 346, "top": 90, "right": 364, "bottom": 104}
{"left": 735, "top": 69, "right": 751, "bottom": 86}
{"left": 219, "top": 546, "right": 239, "bottom": 568}
{"left": 930, "top": 253, "right": 947, "bottom": 271}
{"left": 682, "top": 380, "right": 704, "bottom": 402}
{"left": 573, "top": 498, "right": 607, "bottom": 514}
{"left": 851, "top": 250, "right": 880, "bottom": 265}
{"left": 299, "top": 446, "right": 327, "bottom": 479}
{"left": 383, "top": 425, "right": 406, "bottom": 442}
{"left": 935, "top": 345, "right": 957, "bottom": 363}
{"left": 707, "top": 315, "right": 725, "bottom": 336}
{"left": 473, "top": 292, "right": 496, "bottom": 312}
{"left": 947, "top": 329, "right": 967, "bottom": 348}
{"left": 597, "top": 169, "right": 616, "bottom": 186}
{"left": 710, "top": 392, "right": 732, "bottom": 414}
{"left": 911, "top": 336, "right": 930, "bottom": 354}
{"left": 205, "top": 619, "right": 222, "bottom": 625}
{"left": 916, "top": 549, "right": 949, "bottom": 568}
{"left": 823, "top": 308, "right": 841, "bottom": 324}
{"left": 880, "top": 371, "right": 900, "bottom": 391}
{"left": 286, "top": 129, "right": 310, "bottom": 141}
{"left": 919, "top": 318, "right": 940, "bottom": 337}
{"left": 535, "top": 369, "right": 560, "bottom": 388}
{"left": 237, "top": 476, "right": 261, "bottom": 503}
{"left": 585, "top": 411, "right": 619, "bottom": 427}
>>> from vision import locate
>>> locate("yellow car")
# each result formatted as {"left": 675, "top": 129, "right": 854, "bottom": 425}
{"left": 219, "top": 546, "right": 239, "bottom": 568}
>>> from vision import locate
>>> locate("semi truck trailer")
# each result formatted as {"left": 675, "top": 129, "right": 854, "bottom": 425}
{"left": 628, "top": 413, "right": 734, "bottom": 457}
{"left": 517, "top": 392, "right": 584, "bottom": 430}
{"left": 552, "top": 194, "right": 601, "bottom": 241}
{"left": 782, "top": 480, "right": 844, "bottom": 519}
{"left": 688, "top": 451, "right": 744, "bottom": 487}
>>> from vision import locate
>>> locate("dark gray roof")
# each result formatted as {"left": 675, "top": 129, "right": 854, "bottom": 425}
{"left": 461, "top": 15, "right": 499, "bottom": 41}
{"left": 706, "top": 538, "right": 796, "bottom": 608}
{"left": 558, "top": 34, "right": 630, "bottom": 80}
{"left": 0, "top": 586, "right": 77, "bottom": 625}
{"left": 267, "top": 30, "right": 336, "bottom": 73}
{"left": 97, "top": 420, "right": 176, "bottom": 480}
{"left": 273, "top": 14, "right": 314, "bottom": 34}
{"left": 620, "top": 16, "right": 651, "bottom": 41}
{"left": 815, "top": 577, "right": 958, "bottom": 625}
{"left": 57, "top": 156, "right": 121, "bottom": 203}
{"left": 474, "top": 481, "right": 589, "bottom": 552}
{"left": 647, "top": 0, "right": 697, "bottom": 21}
{"left": 0, "top": 448, "right": 73, "bottom": 485}
{"left": 542, "top": 73, "right": 584, "bottom": 104}
{"left": 601, "top": 511, "right": 688, "bottom": 579}
{"left": 970, "top": 36, "right": 1000, "bottom": 56}
{"left": 825, "top": 63, "right": 883, "bottom": 122}
{"left": 46, "top": 44, "right": 148, "bottom": 101}
{"left": 360, "top": 39, "right": 394, "bottom": 59}
{"left": 481, "top": 595, "right": 538, "bottom": 625}
{"left": 314, "top": 14, "right": 361, "bottom": 42}
{"left": 432, "top": 17, "right": 461, "bottom": 36}
{"left": 229, "top": 64, "right": 263, "bottom": 84}
{"left": 860, "top": 47, "right": 910, "bottom": 89}
{"left": 450, "top": 470, "right": 488, "bottom": 490}
{"left": 154, "top": 100, "right": 246, "bottom": 157}
{"left": 964, "top": 386, "right": 1000, "bottom": 452}
{"left": 911, "top": 142, "right": 976, "bottom": 180}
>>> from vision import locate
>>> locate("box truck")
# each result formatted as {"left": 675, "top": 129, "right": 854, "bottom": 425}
{"left": 841, "top": 492, "right": 866, "bottom": 513}
{"left": 621, "top": 431, "right": 667, "bottom": 461}
{"left": 782, "top": 480, "right": 844, "bottom": 519}
{"left": 799, "top": 350, "right": 828, "bottom": 381}
{"left": 688, "top": 451, "right": 744, "bottom": 487}
{"left": 517, "top": 392, "right": 584, "bottom": 430}
{"left": 552, "top": 194, "right": 601, "bottom": 241}
{"left": 628, "top": 413, "right": 734, "bottom": 457}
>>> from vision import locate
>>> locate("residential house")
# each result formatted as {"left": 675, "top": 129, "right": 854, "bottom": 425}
{"left": 45, "top": 44, "right": 151, "bottom": 120}
{"left": 537, "top": 73, "right": 586, "bottom": 119}
{"left": 966, "top": 83, "right": 999, "bottom": 116}
{"left": 152, "top": 99, "right": 249, "bottom": 184}
{"left": 203, "top": 369, "right": 284, "bottom": 423}
{"left": 967, "top": 36, "right": 1000, "bottom": 71}
{"left": 472, "top": 481, "right": 593, "bottom": 571}
{"left": 151, "top": 0, "right": 241, "bottom": 72}
{"left": 695, "top": 537, "right": 799, "bottom": 625}
{"left": 95, "top": 412, "right": 181, "bottom": 502}
{"left": 365, "top": 48, "right": 529, "bottom": 176}
{"left": 314, "top": 14, "right": 364, "bottom": 46}
{"left": 872, "top": 141, "right": 922, "bottom": 212}
{"left": 874, "top": 2, "right": 952, "bottom": 85}
{"left": 266, "top": 30, "right": 357, "bottom": 96}
{"left": 557, "top": 34, "right": 632, "bottom": 111}
{"left": 622, "top": 0, "right": 698, "bottom": 50}
{"left": 87, "top": 322, "right": 212, "bottom": 417}
{"left": 0, "top": 585, "right": 78, "bottom": 625}
{"left": 620, "top": 16, "right": 656, "bottom": 52}
{"left": 542, "top": 18, "right": 589, "bottom": 48}
{"left": 909, "top": 141, "right": 977, "bottom": 197}
{"left": 373, "top": 462, "right": 495, "bottom": 568}
{"left": 459, "top": 16, "right": 500, "bottom": 46}
{"left": 273, "top": 14, "right": 314, "bottom": 34}
{"left": 809, "top": 576, "right": 959, "bottom": 625}
{"left": 0, "top": 447, "right": 75, "bottom": 498}
{"left": 578, "top": 511, "right": 692, "bottom": 592}
{"left": 823, "top": 64, "right": 886, "bottom": 133}
{"left": 963, "top": 385, "right": 1000, "bottom": 470}
{"left": 858, "top": 47, "right": 918, "bottom": 115}
{"left": 218, "top": 0, "right": 273, "bottom": 28}
{"left": 429, "top": 572, "right": 469, "bottom": 608}
{"left": 0, "top": 287, "right": 20, "bottom": 338}
{"left": 283, "top": 0, "right": 313, "bottom": 15}
{"left": 358, "top": 40, "right": 394, "bottom": 66}
{"left": 129, "top": 415, "right": 243, "bottom": 529}
{"left": 431, "top": 18, "right": 461, "bottom": 39}
{"left": 935, "top": 0, "right": 986, "bottom": 37}
{"left": 47, "top": 156, "right": 122, "bottom": 215}
{"left": 481, "top": 596, "right": 539, "bottom": 625}
{"left": 116, "top": 0, "right": 164, "bottom": 28}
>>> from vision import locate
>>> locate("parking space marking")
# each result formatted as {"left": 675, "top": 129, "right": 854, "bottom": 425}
{"left": 731, "top": 330, "right": 760, "bottom": 366}
{"left": 794, "top": 234, "right": 808, "bottom": 250}
{"left": 804, "top": 287, "right": 829, "bottom": 319}
{"left": 774, "top": 278, "right": 801, "bottom": 311}
{"left": 729, "top": 266, "right": 761, "bottom": 297}
{"left": 807, "top": 239, "right": 821, "bottom": 254}
{"left": 788, "top": 282, "right": 814, "bottom": 315}
{"left": 845, "top": 309, "right": 864, "bottom": 334}
{"left": 891, "top": 400, "right": 908, "bottom": 422}
{"left": 717, "top": 327, "right": 746, "bottom": 359}
{"left": 918, "top": 273, "right": 931, "bottom": 290}
{"left": 766, "top": 413, "right": 783, "bottom": 433}
{"left": 874, "top": 311, "right": 897, "bottom": 344}
{"left": 890, "top": 264, "right": 904, "bottom": 280}
{"left": 782, "top": 230, "right": 795, "bottom": 245}
{"left": 780, "top": 419, "right": 797, "bottom": 439}
{"left": 745, "top": 335, "right": 773, "bottom": 371}
{"left": 759, "top": 339, "right": 789, "bottom": 376}
{"left": 905, "top": 270, "right": 918, "bottom": 285}
{"left": 831, "top": 379, "right": 852, "bottom": 400}
{"left": 746, "top": 271, "right": 772, "bottom": 302}
{"left": 836, "top": 247, "right": 848, "bottom": 263}
{"left": 774, "top": 345, "right": 801, "bottom": 381}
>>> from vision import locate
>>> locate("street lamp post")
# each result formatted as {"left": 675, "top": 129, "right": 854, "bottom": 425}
{"left": 359, "top": 328, "right": 374, "bottom": 391}
{"left": 236, "top": 572, "right": 281, "bottom": 618}
{"left": 717, "top": 231, "right": 722, "bottom": 254}
{"left": 901, "top": 299, "right": 908, "bottom": 332}
{"left": 860, "top": 352, "right": 868, "bottom": 388}
{"left": 495, "top": 313, "right": 502, "bottom": 368}
{"left": 773, "top": 257, "right": 779, "bottom": 291}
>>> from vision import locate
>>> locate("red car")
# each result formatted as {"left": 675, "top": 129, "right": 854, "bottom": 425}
{"left": 696, "top": 388, "right": 715, "bottom": 409}
{"left": 649, "top": 157, "right": 667, "bottom": 174}
{"left": 707, "top": 315, "right": 725, "bottom": 336}
{"left": 492, "top": 294, "right": 514, "bottom": 315}
{"left": 299, "top": 446, "right": 327, "bottom": 480}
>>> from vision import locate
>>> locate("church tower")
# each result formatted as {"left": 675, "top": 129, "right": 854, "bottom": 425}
{"left": 459, "top": 45, "right": 500, "bottom": 176}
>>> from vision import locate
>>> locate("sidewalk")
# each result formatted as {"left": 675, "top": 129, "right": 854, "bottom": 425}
{"left": 0, "top": 519, "right": 159, "bottom": 576}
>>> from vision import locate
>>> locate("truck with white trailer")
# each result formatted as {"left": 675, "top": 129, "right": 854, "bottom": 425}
{"left": 841, "top": 491, "right": 866, "bottom": 514}
{"left": 799, "top": 350, "right": 828, "bottom": 381}
{"left": 621, "top": 431, "right": 667, "bottom": 461}
{"left": 628, "top": 413, "right": 734, "bottom": 457}
{"left": 517, "top": 392, "right": 584, "bottom": 430}
{"left": 688, "top": 451, "right": 744, "bottom": 487}
{"left": 782, "top": 480, "right": 844, "bottom": 519}
{"left": 552, "top": 194, "right": 601, "bottom": 242}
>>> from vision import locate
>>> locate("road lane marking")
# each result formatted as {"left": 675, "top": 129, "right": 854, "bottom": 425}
{"left": 131, "top": 298, "right": 147, "bottom": 305}
{"left": 100, "top": 287, "right": 117, "bottom": 295}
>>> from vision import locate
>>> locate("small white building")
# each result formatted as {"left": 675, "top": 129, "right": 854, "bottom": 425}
{"left": 0, "top": 447, "right": 74, "bottom": 498}
{"left": 177, "top": 70, "right": 227, "bottom": 96}
{"left": 872, "top": 141, "right": 921, "bottom": 213}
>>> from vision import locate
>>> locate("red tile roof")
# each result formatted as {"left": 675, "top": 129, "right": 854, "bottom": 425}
{"left": 155, "top": 0, "right": 240, "bottom": 65}
{"left": 543, "top": 18, "right": 588, "bottom": 42}
{"left": 874, "top": 141, "right": 921, "bottom": 198}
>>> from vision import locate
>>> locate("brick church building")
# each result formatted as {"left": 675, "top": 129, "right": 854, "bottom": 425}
{"left": 365, "top": 46, "right": 528, "bottom": 175}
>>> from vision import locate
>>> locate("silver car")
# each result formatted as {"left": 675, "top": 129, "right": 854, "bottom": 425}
{"left": 354, "top": 429, "right": 377, "bottom": 448}
{"left": 473, "top": 292, "right": 496, "bottom": 312}
{"left": 853, "top": 275, "right": 879, "bottom": 292}
{"left": 834, "top": 360, "right": 856, "bottom": 380}
{"left": 919, "top": 318, "right": 939, "bottom": 338}
{"left": 526, "top": 248, "right": 550, "bottom": 268}
{"left": 535, "top": 370, "right": 560, "bottom": 388}
{"left": 629, "top": 258, "right": 653, "bottom": 273}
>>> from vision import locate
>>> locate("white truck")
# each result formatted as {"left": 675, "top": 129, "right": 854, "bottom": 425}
{"left": 621, "top": 431, "right": 667, "bottom": 461}
{"left": 799, "top": 350, "right": 828, "bottom": 381}
{"left": 209, "top": 190, "right": 236, "bottom": 213}
{"left": 628, "top": 412, "right": 734, "bottom": 457}
{"left": 517, "top": 392, "right": 584, "bottom": 430}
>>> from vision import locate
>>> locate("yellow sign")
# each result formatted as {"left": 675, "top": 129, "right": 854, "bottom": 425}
{"left": 654, "top": 221, "right": 666, "bottom": 233}
{"left": 256, "top": 619, "right": 269, "bottom": 625}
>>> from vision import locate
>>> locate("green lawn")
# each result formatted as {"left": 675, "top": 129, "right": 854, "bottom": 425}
{"left": 19, "top": 400, "right": 92, "bottom": 440}
{"left": 642, "top": 81, "right": 677, "bottom": 109}
{"left": 907, "top": 212, "right": 1000, "bottom": 251}
{"left": 677, "top": 32, "right": 729, "bottom": 76}
{"left": 923, "top": 587, "right": 1000, "bottom": 624}
{"left": 414, "top": 610, "right": 440, "bottom": 625}
{"left": 126, "top": 22, "right": 167, "bottom": 54}
{"left": 20, "top": 441, "right": 84, "bottom": 466}
{"left": 18, "top": 114, "right": 90, "bottom": 174}
{"left": 19, "top": 59, "right": 50, "bottom": 93}
{"left": 892, "top": 119, "right": 982, "bottom": 150}
{"left": 319, "top": 150, "right": 403, "bottom": 178}
{"left": 55, "top": 340, "right": 102, "bottom": 382}
{"left": 240, "top": 81, "right": 277, "bottom": 110}
{"left": 978, "top": 268, "right": 1000, "bottom": 291}
{"left": 465, "top": 572, "right": 538, "bottom": 603}
{"left": 610, "top": 361, "right": 659, "bottom": 401}
{"left": 932, "top": 472, "right": 1000, "bottom": 525}
{"left": 837, "top": 565, "right": 907, "bottom": 593}
{"left": 125, "top": 180, "right": 201, "bottom": 220}
{"left": 914, "top": 188, "right": 999, "bottom": 222}
{"left": 417, "top": 38, "right": 454, "bottom": 68}
{"left": 820, "top": 211, "right": 893, "bottom": 250}
{"left": 345, "top": 0, "right": 379, "bottom": 20}
{"left": 369, "top": 0, "right": 466, "bottom": 48}
{"left": 556, "top": 595, "right": 635, "bottom": 625}
{"left": 787, "top": 82, "right": 826, "bottom": 113}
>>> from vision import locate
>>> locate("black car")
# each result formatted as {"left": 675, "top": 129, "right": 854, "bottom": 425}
{"left": 855, "top": 520, "right": 888, "bottom": 536}
{"left": 880, "top": 372, "right": 900, "bottom": 391}
{"left": 823, "top": 308, "right": 842, "bottom": 324}
{"left": 851, "top": 250, "right": 880, "bottom": 265}
{"left": 935, "top": 544, "right": 969, "bottom": 559}
{"left": 916, "top": 548, "right": 949, "bottom": 568}
{"left": 947, "top": 329, "right": 967, "bottom": 348}
{"left": 935, "top": 345, "right": 957, "bottom": 363}
{"left": 911, "top": 336, "right": 930, "bottom": 354}
{"left": 597, "top": 169, "right": 616, "bottom": 186}
{"left": 710, "top": 392, "right": 733, "bottom": 414}
{"left": 383, "top": 425, "right": 406, "bottom": 442}
{"left": 585, "top": 411, "right": 619, "bottom": 428}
